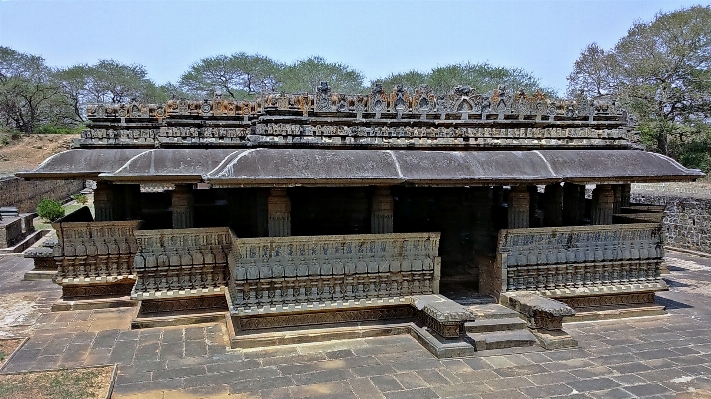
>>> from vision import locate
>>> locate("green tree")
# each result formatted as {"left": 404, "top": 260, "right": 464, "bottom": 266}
{"left": 55, "top": 60, "right": 163, "bottom": 122}
{"left": 567, "top": 6, "right": 711, "bottom": 171}
{"left": 279, "top": 56, "right": 365, "bottom": 94}
{"left": 0, "top": 47, "right": 64, "bottom": 134}
{"left": 374, "top": 62, "right": 553, "bottom": 96}
{"left": 179, "top": 53, "right": 282, "bottom": 99}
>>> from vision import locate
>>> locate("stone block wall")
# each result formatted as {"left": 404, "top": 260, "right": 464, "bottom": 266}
{"left": 0, "top": 218, "right": 23, "bottom": 248}
{"left": 0, "top": 177, "right": 84, "bottom": 213}
{"left": 631, "top": 192, "right": 711, "bottom": 254}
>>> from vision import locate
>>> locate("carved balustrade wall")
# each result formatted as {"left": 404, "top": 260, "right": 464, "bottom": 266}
{"left": 227, "top": 233, "right": 441, "bottom": 313}
{"left": 490, "top": 223, "right": 665, "bottom": 302}
{"left": 132, "top": 227, "right": 232, "bottom": 300}
{"left": 52, "top": 216, "right": 143, "bottom": 298}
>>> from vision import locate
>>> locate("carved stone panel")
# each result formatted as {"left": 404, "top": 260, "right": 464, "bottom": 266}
{"left": 227, "top": 232, "right": 441, "bottom": 312}
{"left": 132, "top": 227, "right": 231, "bottom": 300}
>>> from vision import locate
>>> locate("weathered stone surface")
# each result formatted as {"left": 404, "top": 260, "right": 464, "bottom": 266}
{"left": 0, "top": 176, "right": 84, "bottom": 213}
{"left": 502, "top": 292, "right": 575, "bottom": 330}
{"left": 492, "top": 223, "right": 665, "bottom": 296}
{"left": 409, "top": 294, "right": 476, "bottom": 338}
{"left": 228, "top": 232, "right": 441, "bottom": 314}
{"left": 132, "top": 227, "right": 231, "bottom": 300}
{"left": 51, "top": 208, "right": 142, "bottom": 298}
{"left": 631, "top": 191, "right": 711, "bottom": 254}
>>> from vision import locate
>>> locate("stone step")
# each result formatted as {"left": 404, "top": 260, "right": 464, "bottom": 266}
{"left": 466, "top": 303, "right": 521, "bottom": 320}
{"left": 467, "top": 329, "right": 538, "bottom": 351}
{"left": 465, "top": 317, "right": 527, "bottom": 334}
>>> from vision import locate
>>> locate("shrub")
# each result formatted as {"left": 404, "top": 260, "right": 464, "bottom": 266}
{"left": 37, "top": 198, "right": 65, "bottom": 222}
{"left": 72, "top": 193, "right": 88, "bottom": 205}
{"left": 35, "top": 124, "right": 85, "bottom": 135}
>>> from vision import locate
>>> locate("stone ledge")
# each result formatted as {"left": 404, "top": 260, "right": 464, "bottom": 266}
{"left": 409, "top": 294, "right": 476, "bottom": 339}
{"left": 58, "top": 275, "right": 137, "bottom": 285}
{"left": 132, "top": 286, "right": 225, "bottom": 300}
{"left": 229, "top": 295, "right": 411, "bottom": 316}
{"left": 24, "top": 247, "right": 53, "bottom": 258}
{"left": 502, "top": 292, "right": 575, "bottom": 331}
{"left": 533, "top": 282, "right": 668, "bottom": 298}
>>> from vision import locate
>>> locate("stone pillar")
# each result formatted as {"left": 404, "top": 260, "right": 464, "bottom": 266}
{"left": 543, "top": 183, "right": 564, "bottom": 227}
{"left": 371, "top": 187, "right": 394, "bottom": 234}
{"left": 612, "top": 185, "right": 622, "bottom": 215}
{"left": 268, "top": 188, "right": 291, "bottom": 237}
{"left": 620, "top": 183, "right": 631, "bottom": 208}
{"left": 492, "top": 186, "right": 505, "bottom": 207}
{"left": 528, "top": 186, "right": 539, "bottom": 227}
{"left": 124, "top": 185, "right": 142, "bottom": 220}
{"left": 94, "top": 181, "right": 113, "bottom": 222}
{"left": 591, "top": 184, "right": 615, "bottom": 225}
{"left": 172, "top": 184, "right": 194, "bottom": 229}
{"left": 507, "top": 186, "right": 529, "bottom": 229}
{"left": 563, "top": 183, "right": 585, "bottom": 226}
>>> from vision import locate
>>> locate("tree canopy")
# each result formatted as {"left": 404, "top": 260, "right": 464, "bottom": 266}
{"left": 376, "top": 62, "right": 553, "bottom": 96}
{"left": 568, "top": 5, "right": 711, "bottom": 171}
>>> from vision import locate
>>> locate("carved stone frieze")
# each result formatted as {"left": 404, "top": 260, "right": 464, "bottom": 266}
{"left": 139, "top": 295, "right": 228, "bottom": 314}
{"left": 51, "top": 217, "right": 142, "bottom": 295}
{"left": 234, "top": 305, "right": 416, "bottom": 331}
{"left": 557, "top": 292, "right": 656, "bottom": 309}
{"left": 227, "top": 232, "right": 441, "bottom": 312}
{"left": 132, "top": 227, "right": 231, "bottom": 300}
{"left": 494, "top": 223, "right": 666, "bottom": 296}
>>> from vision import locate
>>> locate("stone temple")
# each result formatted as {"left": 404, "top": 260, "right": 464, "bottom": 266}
{"left": 19, "top": 83, "right": 704, "bottom": 355}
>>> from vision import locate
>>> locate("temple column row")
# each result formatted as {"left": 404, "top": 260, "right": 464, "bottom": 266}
{"left": 506, "top": 182, "right": 632, "bottom": 228}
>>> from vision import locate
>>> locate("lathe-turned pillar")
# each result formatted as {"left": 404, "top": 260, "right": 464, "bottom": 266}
{"left": 172, "top": 184, "right": 194, "bottom": 229}
{"left": 620, "top": 183, "right": 631, "bottom": 208}
{"left": 94, "top": 181, "right": 113, "bottom": 222}
{"left": 508, "top": 186, "right": 529, "bottom": 229}
{"left": 543, "top": 183, "right": 564, "bottom": 227}
{"left": 370, "top": 187, "right": 394, "bottom": 234}
{"left": 268, "top": 188, "right": 291, "bottom": 237}
{"left": 563, "top": 183, "right": 585, "bottom": 226}
{"left": 612, "top": 184, "right": 623, "bottom": 215}
{"left": 591, "top": 184, "right": 615, "bottom": 225}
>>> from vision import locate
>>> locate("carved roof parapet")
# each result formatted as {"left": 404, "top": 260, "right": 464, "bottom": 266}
{"left": 86, "top": 82, "right": 632, "bottom": 125}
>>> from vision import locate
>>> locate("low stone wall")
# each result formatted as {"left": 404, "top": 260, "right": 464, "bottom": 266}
{"left": 132, "top": 227, "right": 232, "bottom": 301}
{"left": 0, "top": 177, "right": 84, "bottom": 213}
{"left": 228, "top": 232, "right": 441, "bottom": 314}
{"left": 631, "top": 191, "right": 711, "bottom": 254}
{"left": 486, "top": 223, "right": 667, "bottom": 303}
{"left": 52, "top": 208, "right": 142, "bottom": 299}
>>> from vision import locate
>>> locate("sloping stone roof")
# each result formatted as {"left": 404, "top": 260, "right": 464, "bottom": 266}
{"left": 18, "top": 148, "right": 704, "bottom": 186}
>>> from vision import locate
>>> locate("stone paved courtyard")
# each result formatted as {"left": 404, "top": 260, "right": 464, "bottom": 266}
{"left": 0, "top": 251, "right": 710, "bottom": 398}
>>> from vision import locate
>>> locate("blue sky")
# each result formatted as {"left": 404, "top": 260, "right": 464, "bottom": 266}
{"left": 0, "top": 0, "right": 707, "bottom": 94}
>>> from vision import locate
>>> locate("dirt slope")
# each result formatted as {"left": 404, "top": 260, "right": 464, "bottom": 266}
{"left": 0, "top": 134, "right": 77, "bottom": 178}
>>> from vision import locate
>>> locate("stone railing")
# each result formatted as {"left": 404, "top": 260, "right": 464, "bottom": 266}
{"left": 132, "top": 227, "right": 232, "bottom": 300}
{"left": 488, "top": 223, "right": 665, "bottom": 301}
{"left": 227, "top": 232, "right": 441, "bottom": 314}
{"left": 52, "top": 208, "right": 142, "bottom": 298}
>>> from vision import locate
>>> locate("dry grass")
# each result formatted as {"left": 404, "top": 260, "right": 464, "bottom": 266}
{"left": 0, "top": 339, "right": 23, "bottom": 369}
{"left": 0, "top": 366, "right": 114, "bottom": 399}
{"left": 0, "top": 134, "right": 78, "bottom": 177}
